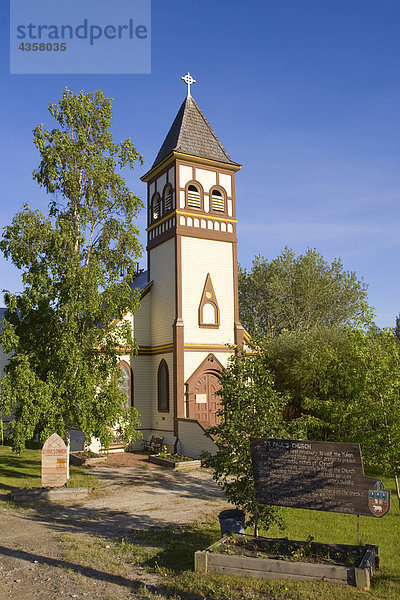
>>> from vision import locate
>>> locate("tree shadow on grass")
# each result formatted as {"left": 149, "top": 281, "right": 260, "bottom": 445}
{"left": 19, "top": 501, "right": 221, "bottom": 544}
{"left": 0, "top": 543, "right": 215, "bottom": 600}
{"left": 0, "top": 457, "right": 41, "bottom": 490}
{"left": 0, "top": 519, "right": 222, "bottom": 600}
{"left": 11, "top": 502, "right": 222, "bottom": 579}
{"left": 130, "top": 520, "right": 219, "bottom": 573}
{"left": 0, "top": 543, "right": 142, "bottom": 592}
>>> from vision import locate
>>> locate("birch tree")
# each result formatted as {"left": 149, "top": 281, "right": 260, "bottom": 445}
{"left": 0, "top": 88, "right": 143, "bottom": 452}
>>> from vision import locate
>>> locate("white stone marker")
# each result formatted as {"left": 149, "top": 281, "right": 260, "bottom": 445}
{"left": 41, "top": 433, "right": 68, "bottom": 487}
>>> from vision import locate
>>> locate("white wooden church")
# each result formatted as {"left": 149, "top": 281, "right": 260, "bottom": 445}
{"left": 110, "top": 74, "right": 245, "bottom": 458}
{"left": 0, "top": 75, "right": 246, "bottom": 458}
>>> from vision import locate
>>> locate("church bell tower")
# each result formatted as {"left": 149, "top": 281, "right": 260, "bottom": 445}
{"left": 139, "top": 74, "right": 243, "bottom": 454}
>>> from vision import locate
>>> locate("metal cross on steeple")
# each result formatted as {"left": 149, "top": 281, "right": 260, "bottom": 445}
{"left": 181, "top": 72, "right": 196, "bottom": 97}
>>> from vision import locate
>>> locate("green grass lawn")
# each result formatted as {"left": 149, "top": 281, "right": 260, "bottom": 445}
{"left": 0, "top": 443, "right": 98, "bottom": 492}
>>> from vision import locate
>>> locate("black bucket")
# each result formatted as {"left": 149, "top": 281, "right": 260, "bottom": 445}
{"left": 218, "top": 509, "right": 245, "bottom": 536}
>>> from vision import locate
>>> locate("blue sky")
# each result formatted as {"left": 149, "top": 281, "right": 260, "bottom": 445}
{"left": 1, "top": 0, "right": 400, "bottom": 327}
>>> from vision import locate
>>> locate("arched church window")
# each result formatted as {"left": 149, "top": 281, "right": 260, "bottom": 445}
{"left": 152, "top": 193, "right": 161, "bottom": 221}
{"left": 118, "top": 361, "right": 132, "bottom": 409}
{"left": 202, "top": 302, "right": 217, "bottom": 324}
{"left": 187, "top": 183, "right": 201, "bottom": 209}
{"left": 157, "top": 360, "right": 169, "bottom": 412}
{"left": 211, "top": 187, "right": 225, "bottom": 212}
{"left": 163, "top": 184, "right": 173, "bottom": 212}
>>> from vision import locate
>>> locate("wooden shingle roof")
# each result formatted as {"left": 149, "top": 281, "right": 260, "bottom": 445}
{"left": 152, "top": 96, "right": 239, "bottom": 168}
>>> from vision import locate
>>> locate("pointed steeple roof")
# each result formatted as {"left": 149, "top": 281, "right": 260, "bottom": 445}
{"left": 151, "top": 96, "right": 239, "bottom": 168}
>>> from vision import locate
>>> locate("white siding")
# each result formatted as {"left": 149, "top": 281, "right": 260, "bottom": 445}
{"left": 181, "top": 237, "right": 235, "bottom": 345}
{"left": 219, "top": 173, "right": 232, "bottom": 196}
{"left": 132, "top": 354, "right": 153, "bottom": 429}
{"left": 184, "top": 351, "right": 209, "bottom": 383}
{"left": 179, "top": 165, "right": 192, "bottom": 187}
{"left": 177, "top": 420, "right": 217, "bottom": 459}
{"left": 149, "top": 237, "right": 176, "bottom": 346}
{"left": 195, "top": 168, "right": 216, "bottom": 192}
{"left": 134, "top": 294, "right": 151, "bottom": 346}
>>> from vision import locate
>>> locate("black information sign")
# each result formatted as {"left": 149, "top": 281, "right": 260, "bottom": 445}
{"left": 250, "top": 438, "right": 390, "bottom": 517}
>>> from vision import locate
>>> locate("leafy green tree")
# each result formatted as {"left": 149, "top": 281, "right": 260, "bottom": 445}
{"left": 351, "top": 328, "right": 400, "bottom": 509}
{"left": 394, "top": 313, "right": 400, "bottom": 344}
{"left": 239, "top": 248, "right": 371, "bottom": 337}
{"left": 204, "top": 348, "right": 289, "bottom": 535}
{"left": 264, "top": 326, "right": 400, "bottom": 508}
{"left": 264, "top": 325, "right": 364, "bottom": 431}
{"left": 0, "top": 88, "right": 143, "bottom": 453}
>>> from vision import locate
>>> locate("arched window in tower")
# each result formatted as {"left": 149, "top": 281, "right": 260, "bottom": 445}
{"left": 157, "top": 360, "right": 169, "bottom": 412}
{"left": 152, "top": 193, "right": 161, "bottom": 221}
{"left": 198, "top": 274, "right": 220, "bottom": 328}
{"left": 187, "top": 183, "right": 201, "bottom": 209}
{"left": 211, "top": 188, "right": 226, "bottom": 212}
{"left": 163, "top": 184, "right": 173, "bottom": 212}
{"left": 118, "top": 361, "right": 132, "bottom": 409}
{"left": 211, "top": 187, "right": 225, "bottom": 212}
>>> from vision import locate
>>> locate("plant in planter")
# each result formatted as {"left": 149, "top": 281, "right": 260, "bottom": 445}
{"left": 149, "top": 451, "right": 200, "bottom": 470}
{"left": 156, "top": 446, "right": 193, "bottom": 462}
{"left": 195, "top": 534, "right": 378, "bottom": 589}
{"left": 158, "top": 445, "right": 169, "bottom": 459}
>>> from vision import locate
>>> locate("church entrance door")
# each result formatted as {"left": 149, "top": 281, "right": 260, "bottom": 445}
{"left": 186, "top": 354, "right": 223, "bottom": 427}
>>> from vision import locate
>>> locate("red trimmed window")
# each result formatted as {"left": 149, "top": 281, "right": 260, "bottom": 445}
{"left": 157, "top": 360, "right": 169, "bottom": 412}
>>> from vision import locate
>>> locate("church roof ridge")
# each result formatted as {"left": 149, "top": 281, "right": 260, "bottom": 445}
{"left": 151, "top": 95, "right": 239, "bottom": 169}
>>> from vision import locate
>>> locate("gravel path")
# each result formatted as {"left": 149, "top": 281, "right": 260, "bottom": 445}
{"left": 0, "top": 454, "right": 230, "bottom": 600}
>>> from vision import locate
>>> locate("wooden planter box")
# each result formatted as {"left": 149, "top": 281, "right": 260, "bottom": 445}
{"left": 148, "top": 456, "right": 202, "bottom": 470}
{"left": 69, "top": 452, "right": 105, "bottom": 466}
{"left": 195, "top": 535, "right": 378, "bottom": 590}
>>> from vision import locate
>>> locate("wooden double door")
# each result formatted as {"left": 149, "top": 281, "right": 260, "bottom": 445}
{"left": 186, "top": 354, "right": 223, "bottom": 427}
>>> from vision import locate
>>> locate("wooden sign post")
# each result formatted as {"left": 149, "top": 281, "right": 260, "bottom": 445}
{"left": 41, "top": 433, "right": 68, "bottom": 487}
{"left": 250, "top": 438, "right": 390, "bottom": 518}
